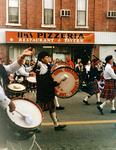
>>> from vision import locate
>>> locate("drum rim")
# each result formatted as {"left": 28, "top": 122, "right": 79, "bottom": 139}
{"left": 52, "top": 66, "right": 79, "bottom": 98}
{"left": 26, "top": 76, "right": 36, "bottom": 83}
{"left": 8, "top": 83, "right": 26, "bottom": 92}
{"left": 7, "top": 98, "right": 44, "bottom": 129}
{"left": 51, "top": 62, "right": 69, "bottom": 72}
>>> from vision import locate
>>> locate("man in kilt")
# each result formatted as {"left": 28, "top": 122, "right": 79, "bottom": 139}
{"left": 33, "top": 51, "right": 66, "bottom": 131}
{"left": 83, "top": 59, "right": 102, "bottom": 105}
{"left": 97, "top": 55, "right": 116, "bottom": 115}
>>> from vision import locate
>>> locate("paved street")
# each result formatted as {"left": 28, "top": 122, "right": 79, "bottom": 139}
{"left": 7, "top": 91, "right": 116, "bottom": 150}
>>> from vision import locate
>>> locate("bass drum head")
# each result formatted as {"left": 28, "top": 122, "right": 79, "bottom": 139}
{"left": 52, "top": 67, "right": 79, "bottom": 98}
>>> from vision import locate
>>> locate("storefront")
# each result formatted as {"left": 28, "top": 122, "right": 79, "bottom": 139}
{"left": 4, "top": 30, "right": 95, "bottom": 65}
{"left": 0, "top": 29, "right": 116, "bottom": 65}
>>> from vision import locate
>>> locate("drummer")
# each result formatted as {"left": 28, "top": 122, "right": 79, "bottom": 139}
{"left": 15, "top": 60, "right": 35, "bottom": 84}
{"left": 33, "top": 51, "right": 66, "bottom": 131}
{"left": 0, "top": 47, "right": 34, "bottom": 150}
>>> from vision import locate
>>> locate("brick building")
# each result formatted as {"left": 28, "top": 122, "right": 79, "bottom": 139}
{"left": 0, "top": 0, "right": 116, "bottom": 64}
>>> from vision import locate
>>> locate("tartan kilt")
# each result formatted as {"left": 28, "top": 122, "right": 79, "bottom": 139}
{"left": 84, "top": 80, "right": 100, "bottom": 95}
{"left": 101, "top": 79, "right": 116, "bottom": 100}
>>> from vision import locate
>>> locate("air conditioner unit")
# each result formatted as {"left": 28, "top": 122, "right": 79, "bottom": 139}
{"left": 60, "top": 9, "right": 71, "bottom": 17}
{"left": 107, "top": 11, "right": 116, "bottom": 18}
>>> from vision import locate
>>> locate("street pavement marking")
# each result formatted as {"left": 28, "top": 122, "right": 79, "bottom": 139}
{"left": 42, "top": 120, "right": 116, "bottom": 126}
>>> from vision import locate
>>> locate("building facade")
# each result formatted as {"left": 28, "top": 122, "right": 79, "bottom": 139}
{"left": 0, "top": 0, "right": 116, "bottom": 64}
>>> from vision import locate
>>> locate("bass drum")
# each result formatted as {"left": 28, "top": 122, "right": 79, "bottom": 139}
{"left": 52, "top": 67, "right": 79, "bottom": 98}
{"left": 6, "top": 98, "right": 43, "bottom": 140}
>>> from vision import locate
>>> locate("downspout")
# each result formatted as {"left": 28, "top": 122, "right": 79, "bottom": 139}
{"left": 60, "top": 0, "right": 62, "bottom": 30}
{"left": 106, "top": 0, "right": 109, "bottom": 30}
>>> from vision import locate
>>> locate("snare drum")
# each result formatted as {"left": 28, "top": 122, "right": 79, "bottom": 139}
{"left": 6, "top": 98, "right": 43, "bottom": 140}
{"left": 8, "top": 83, "right": 26, "bottom": 97}
{"left": 26, "top": 76, "right": 36, "bottom": 92}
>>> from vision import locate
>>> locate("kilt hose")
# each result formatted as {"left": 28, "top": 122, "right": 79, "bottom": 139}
{"left": 101, "top": 79, "right": 116, "bottom": 100}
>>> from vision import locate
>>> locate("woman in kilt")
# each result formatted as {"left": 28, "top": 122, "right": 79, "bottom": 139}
{"left": 97, "top": 55, "right": 116, "bottom": 115}
{"left": 83, "top": 59, "right": 103, "bottom": 105}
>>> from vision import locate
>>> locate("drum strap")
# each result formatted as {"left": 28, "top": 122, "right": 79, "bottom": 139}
{"left": 0, "top": 64, "right": 9, "bottom": 95}
{"left": 33, "top": 61, "right": 40, "bottom": 74}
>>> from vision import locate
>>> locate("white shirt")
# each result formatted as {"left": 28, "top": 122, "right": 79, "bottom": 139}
{"left": 104, "top": 63, "right": 116, "bottom": 80}
{"left": 16, "top": 65, "right": 32, "bottom": 77}
{"left": 85, "top": 64, "right": 91, "bottom": 73}
{"left": 0, "top": 61, "right": 21, "bottom": 109}
{"left": 0, "top": 86, "right": 11, "bottom": 109}
{"left": 4, "top": 61, "right": 20, "bottom": 74}
{"left": 37, "top": 61, "right": 48, "bottom": 75}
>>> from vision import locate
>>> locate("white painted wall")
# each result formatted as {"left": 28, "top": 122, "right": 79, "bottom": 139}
{"left": 95, "top": 32, "right": 116, "bottom": 45}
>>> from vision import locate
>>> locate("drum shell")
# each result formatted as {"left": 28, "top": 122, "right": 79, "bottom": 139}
{"left": 51, "top": 62, "right": 69, "bottom": 72}
{"left": 7, "top": 116, "right": 37, "bottom": 140}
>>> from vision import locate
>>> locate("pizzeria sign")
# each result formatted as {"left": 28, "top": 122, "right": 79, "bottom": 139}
{"left": 6, "top": 31, "right": 94, "bottom": 44}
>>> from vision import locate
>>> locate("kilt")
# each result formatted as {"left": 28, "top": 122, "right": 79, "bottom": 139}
{"left": 37, "top": 99, "right": 56, "bottom": 113}
{"left": 101, "top": 79, "right": 116, "bottom": 100}
{"left": 83, "top": 80, "right": 100, "bottom": 95}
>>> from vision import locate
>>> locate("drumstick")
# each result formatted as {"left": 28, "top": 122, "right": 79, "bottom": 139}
{"left": 14, "top": 110, "right": 34, "bottom": 125}
{"left": 15, "top": 110, "right": 25, "bottom": 117}
{"left": 61, "top": 74, "right": 69, "bottom": 82}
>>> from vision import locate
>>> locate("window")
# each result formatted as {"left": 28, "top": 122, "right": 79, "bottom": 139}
{"left": 7, "top": 0, "right": 20, "bottom": 24}
{"left": 42, "top": 0, "right": 55, "bottom": 26}
{"left": 76, "top": 0, "right": 88, "bottom": 27}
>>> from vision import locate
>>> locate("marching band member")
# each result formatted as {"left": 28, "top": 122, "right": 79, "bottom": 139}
{"left": 33, "top": 51, "right": 66, "bottom": 131}
{"left": 0, "top": 47, "right": 33, "bottom": 150}
{"left": 15, "top": 61, "right": 34, "bottom": 83}
{"left": 97, "top": 55, "right": 116, "bottom": 115}
{"left": 83, "top": 59, "right": 102, "bottom": 105}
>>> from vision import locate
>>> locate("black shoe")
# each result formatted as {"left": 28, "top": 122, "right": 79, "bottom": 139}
{"left": 97, "top": 106, "right": 104, "bottom": 115}
{"left": 83, "top": 100, "right": 90, "bottom": 105}
{"left": 111, "top": 110, "right": 116, "bottom": 113}
{"left": 54, "top": 125, "right": 66, "bottom": 131}
{"left": 56, "top": 106, "right": 65, "bottom": 110}
{"left": 96, "top": 101, "right": 102, "bottom": 105}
